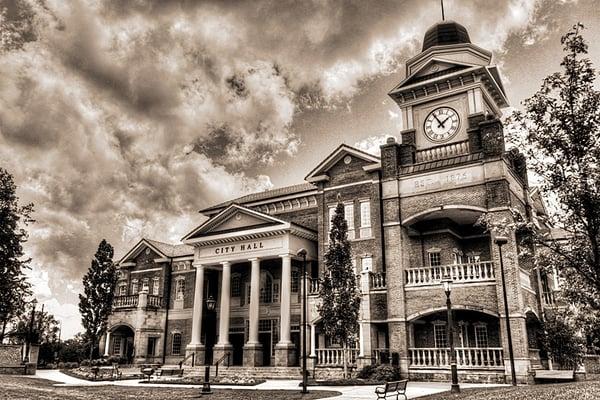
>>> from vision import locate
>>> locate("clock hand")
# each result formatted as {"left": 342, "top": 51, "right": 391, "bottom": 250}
{"left": 440, "top": 116, "right": 452, "bottom": 126}
{"left": 433, "top": 114, "right": 444, "bottom": 128}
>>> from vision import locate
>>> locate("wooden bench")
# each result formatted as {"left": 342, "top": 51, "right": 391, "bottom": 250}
{"left": 375, "top": 379, "right": 408, "bottom": 400}
{"left": 159, "top": 368, "right": 184, "bottom": 377}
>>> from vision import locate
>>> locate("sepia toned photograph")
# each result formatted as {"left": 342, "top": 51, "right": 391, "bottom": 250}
{"left": 1, "top": 0, "right": 599, "bottom": 399}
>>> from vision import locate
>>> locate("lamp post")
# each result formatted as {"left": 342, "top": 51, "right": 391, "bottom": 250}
{"left": 441, "top": 275, "right": 460, "bottom": 394}
{"left": 201, "top": 295, "right": 216, "bottom": 395}
{"left": 24, "top": 299, "right": 37, "bottom": 363}
{"left": 0, "top": 307, "right": 7, "bottom": 344}
{"left": 297, "top": 248, "right": 309, "bottom": 394}
{"left": 495, "top": 235, "right": 517, "bottom": 386}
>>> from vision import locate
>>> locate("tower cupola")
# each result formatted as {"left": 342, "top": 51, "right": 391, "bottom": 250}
{"left": 422, "top": 20, "right": 471, "bottom": 51}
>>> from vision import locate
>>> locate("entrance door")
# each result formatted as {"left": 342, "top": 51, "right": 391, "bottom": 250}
{"left": 259, "top": 332, "right": 271, "bottom": 366}
{"left": 291, "top": 332, "right": 301, "bottom": 366}
{"left": 230, "top": 333, "right": 244, "bottom": 366}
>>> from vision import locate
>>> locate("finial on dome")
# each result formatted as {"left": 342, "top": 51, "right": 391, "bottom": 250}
{"left": 440, "top": 0, "right": 445, "bottom": 21}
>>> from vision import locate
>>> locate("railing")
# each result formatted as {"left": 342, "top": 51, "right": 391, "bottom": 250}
{"left": 113, "top": 295, "right": 138, "bottom": 308}
{"left": 409, "top": 347, "right": 504, "bottom": 369}
{"left": 214, "top": 351, "right": 231, "bottom": 377}
{"left": 179, "top": 352, "right": 195, "bottom": 368}
{"left": 316, "top": 348, "right": 359, "bottom": 366}
{"left": 147, "top": 295, "right": 163, "bottom": 308}
{"left": 369, "top": 272, "right": 386, "bottom": 290}
{"left": 414, "top": 140, "right": 470, "bottom": 163}
{"left": 308, "top": 278, "right": 320, "bottom": 295}
{"left": 405, "top": 261, "right": 495, "bottom": 286}
{"left": 543, "top": 291, "right": 556, "bottom": 306}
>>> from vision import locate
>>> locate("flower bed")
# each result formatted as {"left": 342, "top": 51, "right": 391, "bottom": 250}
{"left": 145, "top": 375, "right": 266, "bottom": 386}
{"left": 60, "top": 366, "right": 140, "bottom": 381}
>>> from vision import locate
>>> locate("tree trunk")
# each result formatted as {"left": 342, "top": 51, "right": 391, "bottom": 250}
{"left": 0, "top": 319, "right": 7, "bottom": 343}
{"left": 89, "top": 339, "right": 95, "bottom": 361}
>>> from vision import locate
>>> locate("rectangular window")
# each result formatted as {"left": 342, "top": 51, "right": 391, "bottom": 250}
{"left": 176, "top": 279, "right": 185, "bottom": 301}
{"left": 231, "top": 274, "right": 241, "bottom": 297}
{"left": 328, "top": 206, "right": 336, "bottom": 238}
{"left": 272, "top": 281, "right": 280, "bottom": 303}
{"left": 131, "top": 280, "right": 138, "bottom": 294}
{"left": 152, "top": 278, "right": 160, "bottom": 295}
{"left": 345, "top": 203, "right": 355, "bottom": 239}
{"left": 434, "top": 324, "right": 448, "bottom": 348}
{"left": 474, "top": 325, "right": 488, "bottom": 348}
{"left": 172, "top": 333, "right": 182, "bottom": 355}
{"left": 118, "top": 283, "right": 127, "bottom": 296}
{"left": 428, "top": 252, "right": 441, "bottom": 267}
{"left": 360, "top": 201, "right": 371, "bottom": 238}
{"left": 142, "top": 279, "right": 149, "bottom": 292}
{"left": 362, "top": 257, "right": 373, "bottom": 272}
{"left": 112, "top": 337, "right": 121, "bottom": 355}
{"left": 147, "top": 337, "right": 157, "bottom": 356}
{"left": 291, "top": 269, "right": 299, "bottom": 292}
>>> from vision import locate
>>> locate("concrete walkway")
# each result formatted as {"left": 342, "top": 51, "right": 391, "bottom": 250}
{"left": 34, "top": 369, "right": 506, "bottom": 399}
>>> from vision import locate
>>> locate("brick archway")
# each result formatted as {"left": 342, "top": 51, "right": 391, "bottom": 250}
{"left": 406, "top": 304, "right": 499, "bottom": 322}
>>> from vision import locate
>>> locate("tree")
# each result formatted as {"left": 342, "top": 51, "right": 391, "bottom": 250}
{"left": 318, "top": 200, "right": 361, "bottom": 379}
{"left": 0, "top": 167, "right": 33, "bottom": 342}
{"left": 78, "top": 239, "right": 117, "bottom": 360}
{"left": 9, "top": 302, "right": 60, "bottom": 344}
{"left": 59, "top": 333, "right": 90, "bottom": 363}
{"left": 509, "top": 24, "right": 600, "bottom": 322}
{"left": 538, "top": 310, "right": 586, "bottom": 370}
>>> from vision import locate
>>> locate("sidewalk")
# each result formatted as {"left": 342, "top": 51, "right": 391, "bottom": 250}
{"left": 35, "top": 369, "right": 506, "bottom": 399}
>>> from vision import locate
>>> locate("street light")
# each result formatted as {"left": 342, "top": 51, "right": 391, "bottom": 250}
{"left": 441, "top": 275, "right": 460, "bottom": 394}
{"left": 206, "top": 295, "right": 216, "bottom": 312}
{"left": 200, "top": 295, "right": 217, "bottom": 396}
{"left": 494, "top": 235, "right": 517, "bottom": 386}
{"left": 297, "top": 248, "right": 309, "bottom": 394}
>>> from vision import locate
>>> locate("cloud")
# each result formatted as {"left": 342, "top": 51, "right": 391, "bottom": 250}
{"left": 0, "top": 0, "right": 557, "bottom": 336}
{"left": 354, "top": 134, "right": 397, "bottom": 156}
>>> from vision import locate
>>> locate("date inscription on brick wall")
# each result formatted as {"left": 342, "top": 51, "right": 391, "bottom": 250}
{"left": 401, "top": 166, "right": 483, "bottom": 195}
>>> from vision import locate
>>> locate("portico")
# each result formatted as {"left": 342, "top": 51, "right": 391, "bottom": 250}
{"left": 182, "top": 204, "right": 317, "bottom": 367}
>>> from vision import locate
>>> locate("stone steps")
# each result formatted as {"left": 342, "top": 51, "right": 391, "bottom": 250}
{"left": 183, "top": 365, "right": 302, "bottom": 379}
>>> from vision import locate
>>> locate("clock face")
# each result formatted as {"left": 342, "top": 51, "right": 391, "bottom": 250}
{"left": 424, "top": 107, "right": 460, "bottom": 142}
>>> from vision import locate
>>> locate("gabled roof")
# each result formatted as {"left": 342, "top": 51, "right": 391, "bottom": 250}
{"left": 304, "top": 144, "right": 380, "bottom": 182}
{"left": 200, "top": 182, "right": 316, "bottom": 215}
{"left": 183, "top": 203, "right": 292, "bottom": 242}
{"left": 390, "top": 58, "right": 476, "bottom": 93}
{"left": 118, "top": 238, "right": 194, "bottom": 265}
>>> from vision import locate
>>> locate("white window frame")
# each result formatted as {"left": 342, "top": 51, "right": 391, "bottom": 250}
{"left": 131, "top": 279, "right": 139, "bottom": 295}
{"left": 142, "top": 278, "right": 149, "bottom": 292}
{"left": 344, "top": 203, "right": 355, "bottom": 239}
{"left": 118, "top": 282, "right": 127, "bottom": 296}
{"left": 474, "top": 323, "right": 488, "bottom": 348}
{"left": 458, "top": 322, "right": 469, "bottom": 347}
{"left": 428, "top": 251, "right": 441, "bottom": 267}
{"left": 359, "top": 200, "right": 372, "bottom": 238}
{"left": 175, "top": 278, "right": 185, "bottom": 301}
{"left": 433, "top": 322, "right": 448, "bottom": 348}
{"left": 152, "top": 277, "right": 160, "bottom": 295}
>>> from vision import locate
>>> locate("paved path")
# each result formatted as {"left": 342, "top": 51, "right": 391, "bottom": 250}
{"left": 35, "top": 369, "right": 506, "bottom": 399}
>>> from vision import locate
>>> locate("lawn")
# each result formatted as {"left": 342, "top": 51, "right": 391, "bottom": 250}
{"left": 0, "top": 375, "right": 340, "bottom": 400}
{"left": 418, "top": 381, "right": 600, "bottom": 400}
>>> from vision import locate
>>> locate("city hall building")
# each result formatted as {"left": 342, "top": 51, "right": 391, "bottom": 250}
{"left": 102, "top": 21, "right": 558, "bottom": 383}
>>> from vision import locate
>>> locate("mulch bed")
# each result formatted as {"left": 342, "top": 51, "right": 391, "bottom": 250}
{"left": 142, "top": 376, "right": 267, "bottom": 386}
{"left": 306, "top": 378, "right": 380, "bottom": 386}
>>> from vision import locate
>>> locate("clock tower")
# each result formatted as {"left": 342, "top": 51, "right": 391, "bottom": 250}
{"left": 388, "top": 20, "right": 509, "bottom": 157}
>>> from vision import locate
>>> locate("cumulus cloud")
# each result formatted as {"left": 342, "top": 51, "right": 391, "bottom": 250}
{"left": 0, "top": 0, "right": 557, "bottom": 336}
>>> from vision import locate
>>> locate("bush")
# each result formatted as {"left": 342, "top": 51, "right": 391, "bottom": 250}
{"left": 539, "top": 310, "right": 586, "bottom": 370}
{"left": 371, "top": 365, "right": 400, "bottom": 382}
{"left": 58, "top": 362, "right": 65, "bottom": 369}
{"left": 356, "top": 364, "right": 377, "bottom": 379}
{"left": 80, "top": 359, "right": 90, "bottom": 367}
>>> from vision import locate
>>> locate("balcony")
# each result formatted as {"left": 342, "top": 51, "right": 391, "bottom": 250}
{"left": 405, "top": 261, "right": 495, "bottom": 287}
{"left": 113, "top": 295, "right": 138, "bottom": 308}
{"left": 316, "top": 348, "right": 360, "bottom": 366}
{"left": 147, "top": 295, "right": 163, "bottom": 308}
{"left": 409, "top": 347, "right": 504, "bottom": 369}
{"left": 369, "top": 272, "right": 386, "bottom": 290}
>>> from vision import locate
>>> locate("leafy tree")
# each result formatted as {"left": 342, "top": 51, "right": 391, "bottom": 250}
{"left": 318, "top": 200, "right": 361, "bottom": 378}
{"left": 538, "top": 310, "right": 586, "bottom": 370}
{"left": 0, "top": 167, "right": 33, "bottom": 342}
{"left": 9, "top": 302, "right": 60, "bottom": 344}
{"left": 78, "top": 240, "right": 117, "bottom": 360}
{"left": 508, "top": 24, "right": 600, "bottom": 326}
{"left": 59, "top": 333, "right": 90, "bottom": 363}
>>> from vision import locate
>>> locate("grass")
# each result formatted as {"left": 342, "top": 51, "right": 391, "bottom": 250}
{"left": 418, "top": 380, "right": 600, "bottom": 400}
{"left": 0, "top": 375, "right": 340, "bottom": 400}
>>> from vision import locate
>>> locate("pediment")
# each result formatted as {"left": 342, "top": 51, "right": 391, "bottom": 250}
{"left": 305, "top": 144, "right": 379, "bottom": 182}
{"left": 118, "top": 239, "right": 168, "bottom": 265}
{"left": 390, "top": 58, "right": 475, "bottom": 93}
{"left": 183, "top": 204, "right": 288, "bottom": 240}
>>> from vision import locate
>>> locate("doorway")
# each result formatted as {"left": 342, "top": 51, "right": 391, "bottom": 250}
{"left": 259, "top": 332, "right": 271, "bottom": 366}
{"left": 230, "top": 333, "right": 244, "bottom": 366}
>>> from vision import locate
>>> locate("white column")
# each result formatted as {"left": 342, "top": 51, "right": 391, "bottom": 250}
{"left": 104, "top": 331, "right": 111, "bottom": 356}
{"left": 310, "top": 324, "right": 316, "bottom": 357}
{"left": 248, "top": 258, "right": 260, "bottom": 344}
{"left": 359, "top": 323, "right": 365, "bottom": 357}
{"left": 278, "top": 254, "right": 292, "bottom": 344}
{"left": 190, "top": 263, "right": 205, "bottom": 345}
{"left": 217, "top": 261, "right": 231, "bottom": 345}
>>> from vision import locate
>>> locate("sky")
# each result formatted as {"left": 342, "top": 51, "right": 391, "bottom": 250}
{"left": 1, "top": 0, "right": 599, "bottom": 339}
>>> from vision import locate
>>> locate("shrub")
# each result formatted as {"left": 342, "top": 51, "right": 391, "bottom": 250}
{"left": 371, "top": 365, "right": 400, "bottom": 382}
{"left": 356, "top": 364, "right": 377, "bottom": 379}
{"left": 539, "top": 311, "right": 586, "bottom": 370}
{"left": 58, "top": 362, "right": 65, "bottom": 369}
{"left": 80, "top": 359, "right": 90, "bottom": 367}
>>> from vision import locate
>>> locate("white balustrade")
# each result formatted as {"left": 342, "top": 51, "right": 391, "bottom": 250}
{"left": 405, "top": 261, "right": 495, "bottom": 286}
{"left": 147, "top": 295, "right": 163, "bottom": 308}
{"left": 369, "top": 272, "right": 387, "bottom": 290}
{"left": 308, "top": 278, "right": 320, "bottom": 295}
{"left": 316, "top": 348, "right": 360, "bottom": 366}
{"left": 409, "top": 347, "right": 504, "bottom": 369}
{"left": 113, "top": 295, "right": 138, "bottom": 308}
{"left": 415, "top": 140, "right": 470, "bottom": 163}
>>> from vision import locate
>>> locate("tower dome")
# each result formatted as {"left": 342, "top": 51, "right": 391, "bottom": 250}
{"left": 422, "top": 20, "right": 471, "bottom": 51}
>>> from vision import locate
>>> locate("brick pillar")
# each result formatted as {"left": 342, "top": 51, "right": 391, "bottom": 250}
{"left": 480, "top": 118, "right": 505, "bottom": 157}
{"left": 489, "top": 210, "right": 531, "bottom": 383}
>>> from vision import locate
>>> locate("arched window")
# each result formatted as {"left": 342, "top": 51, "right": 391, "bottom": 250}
{"left": 172, "top": 332, "right": 182, "bottom": 355}
{"left": 260, "top": 271, "right": 274, "bottom": 303}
